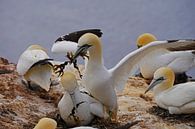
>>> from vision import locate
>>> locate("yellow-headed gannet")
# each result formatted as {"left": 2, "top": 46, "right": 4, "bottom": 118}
{"left": 137, "top": 33, "right": 195, "bottom": 83}
{"left": 52, "top": 29, "right": 102, "bottom": 77}
{"left": 33, "top": 117, "right": 57, "bottom": 129}
{"left": 72, "top": 33, "right": 195, "bottom": 118}
{"left": 17, "top": 45, "right": 53, "bottom": 91}
{"left": 58, "top": 71, "right": 108, "bottom": 127}
{"left": 145, "top": 67, "right": 195, "bottom": 114}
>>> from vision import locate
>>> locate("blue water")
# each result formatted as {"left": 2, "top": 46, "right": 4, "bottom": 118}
{"left": 0, "top": 0, "right": 195, "bottom": 75}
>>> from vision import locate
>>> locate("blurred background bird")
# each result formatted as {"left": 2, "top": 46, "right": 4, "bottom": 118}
{"left": 145, "top": 67, "right": 195, "bottom": 114}
{"left": 136, "top": 33, "right": 195, "bottom": 83}
{"left": 17, "top": 44, "right": 53, "bottom": 91}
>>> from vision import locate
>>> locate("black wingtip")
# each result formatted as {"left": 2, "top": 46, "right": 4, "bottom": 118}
{"left": 55, "top": 29, "right": 103, "bottom": 43}
{"left": 30, "top": 58, "right": 54, "bottom": 69}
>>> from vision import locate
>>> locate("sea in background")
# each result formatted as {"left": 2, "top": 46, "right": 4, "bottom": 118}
{"left": 0, "top": 0, "right": 195, "bottom": 75}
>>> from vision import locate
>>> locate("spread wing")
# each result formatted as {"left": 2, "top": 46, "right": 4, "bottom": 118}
{"left": 109, "top": 40, "right": 195, "bottom": 92}
{"left": 55, "top": 29, "right": 103, "bottom": 43}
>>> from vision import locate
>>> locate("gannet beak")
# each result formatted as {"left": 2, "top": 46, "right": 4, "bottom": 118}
{"left": 145, "top": 77, "right": 165, "bottom": 94}
{"left": 72, "top": 44, "right": 92, "bottom": 62}
{"left": 137, "top": 45, "right": 142, "bottom": 48}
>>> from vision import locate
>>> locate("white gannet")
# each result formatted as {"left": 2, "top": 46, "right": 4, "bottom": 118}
{"left": 145, "top": 67, "right": 195, "bottom": 114}
{"left": 51, "top": 29, "right": 103, "bottom": 77}
{"left": 17, "top": 45, "right": 53, "bottom": 91}
{"left": 34, "top": 117, "right": 57, "bottom": 129}
{"left": 58, "top": 71, "right": 108, "bottom": 127}
{"left": 72, "top": 33, "right": 195, "bottom": 118}
{"left": 137, "top": 33, "right": 195, "bottom": 83}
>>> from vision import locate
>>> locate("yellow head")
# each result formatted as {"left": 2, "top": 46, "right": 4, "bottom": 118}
{"left": 33, "top": 117, "right": 57, "bottom": 129}
{"left": 136, "top": 33, "right": 157, "bottom": 48}
{"left": 61, "top": 72, "right": 78, "bottom": 92}
{"left": 145, "top": 67, "right": 175, "bottom": 94}
{"left": 27, "top": 44, "right": 47, "bottom": 52}
{"left": 73, "top": 33, "right": 102, "bottom": 62}
{"left": 78, "top": 33, "right": 101, "bottom": 47}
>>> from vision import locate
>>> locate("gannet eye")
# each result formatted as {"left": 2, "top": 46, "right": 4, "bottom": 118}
{"left": 154, "top": 76, "right": 165, "bottom": 81}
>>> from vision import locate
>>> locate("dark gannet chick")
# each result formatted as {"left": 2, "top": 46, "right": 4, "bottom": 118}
{"left": 33, "top": 117, "right": 57, "bottom": 129}
{"left": 72, "top": 33, "right": 195, "bottom": 120}
{"left": 58, "top": 71, "right": 108, "bottom": 127}
{"left": 137, "top": 33, "right": 195, "bottom": 83}
{"left": 145, "top": 67, "right": 195, "bottom": 114}
{"left": 17, "top": 45, "right": 53, "bottom": 91}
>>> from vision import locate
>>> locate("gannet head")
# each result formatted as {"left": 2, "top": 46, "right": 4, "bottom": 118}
{"left": 136, "top": 33, "right": 157, "bottom": 48}
{"left": 27, "top": 44, "right": 47, "bottom": 52}
{"left": 61, "top": 71, "right": 78, "bottom": 92}
{"left": 73, "top": 33, "right": 101, "bottom": 61}
{"left": 145, "top": 67, "right": 175, "bottom": 93}
{"left": 33, "top": 117, "right": 57, "bottom": 129}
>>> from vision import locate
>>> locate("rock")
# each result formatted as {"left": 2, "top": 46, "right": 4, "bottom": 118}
{"left": 0, "top": 57, "right": 194, "bottom": 129}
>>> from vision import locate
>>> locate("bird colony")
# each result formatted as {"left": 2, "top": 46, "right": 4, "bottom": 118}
{"left": 16, "top": 29, "right": 195, "bottom": 129}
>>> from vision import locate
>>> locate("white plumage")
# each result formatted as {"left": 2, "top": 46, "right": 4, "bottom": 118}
{"left": 58, "top": 72, "right": 107, "bottom": 127}
{"left": 51, "top": 41, "right": 78, "bottom": 54}
{"left": 145, "top": 67, "right": 195, "bottom": 114}
{"left": 73, "top": 33, "right": 195, "bottom": 118}
{"left": 16, "top": 45, "right": 53, "bottom": 91}
{"left": 139, "top": 49, "right": 195, "bottom": 79}
{"left": 137, "top": 33, "right": 195, "bottom": 79}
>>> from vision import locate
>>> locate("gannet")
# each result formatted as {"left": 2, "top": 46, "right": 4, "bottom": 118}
{"left": 72, "top": 33, "right": 195, "bottom": 118}
{"left": 145, "top": 67, "right": 195, "bottom": 114}
{"left": 52, "top": 29, "right": 103, "bottom": 76}
{"left": 33, "top": 117, "right": 57, "bottom": 129}
{"left": 17, "top": 45, "right": 53, "bottom": 91}
{"left": 137, "top": 33, "right": 195, "bottom": 83}
{"left": 58, "top": 71, "right": 108, "bottom": 127}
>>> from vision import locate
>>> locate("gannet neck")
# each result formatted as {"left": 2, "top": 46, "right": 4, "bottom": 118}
{"left": 88, "top": 43, "right": 102, "bottom": 64}
{"left": 153, "top": 67, "right": 175, "bottom": 95}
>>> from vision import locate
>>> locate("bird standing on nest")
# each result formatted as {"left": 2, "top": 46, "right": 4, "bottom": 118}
{"left": 145, "top": 67, "right": 195, "bottom": 114}
{"left": 72, "top": 32, "right": 195, "bottom": 120}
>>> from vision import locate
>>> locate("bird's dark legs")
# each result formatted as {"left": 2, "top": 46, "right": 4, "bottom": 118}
{"left": 54, "top": 61, "right": 69, "bottom": 77}
{"left": 72, "top": 59, "right": 82, "bottom": 78}
{"left": 27, "top": 81, "right": 34, "bottom": 90}
{"left": 53, "top": 53, "right": 83, "bottom": 78}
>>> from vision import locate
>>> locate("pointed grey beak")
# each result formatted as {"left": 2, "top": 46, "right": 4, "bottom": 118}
{"left": 72, "top": 44, "right": 92, "bottom": 62}
{"left": 145, "top": 77, "right": 165, "bottom": 94}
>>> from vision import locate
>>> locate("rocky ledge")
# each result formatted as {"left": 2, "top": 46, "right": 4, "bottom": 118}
{"left": 0, "top": 57, "right": 194, "bottom": 129}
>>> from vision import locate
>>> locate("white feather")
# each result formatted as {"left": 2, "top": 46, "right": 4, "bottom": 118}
{"left": 110, "top": 40, "right": 195, "bottom": 91}
{"left": 17, "top": 49, "right": 49, "bottom": 75}
{"left": 51, "top": 41, "right": 78, "bottom": 54}
{"left": 27, "top": 64, "right": 52, "bottom": 91}
{"left": 139, "top": 49, "right": 195, "bottom": 79}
